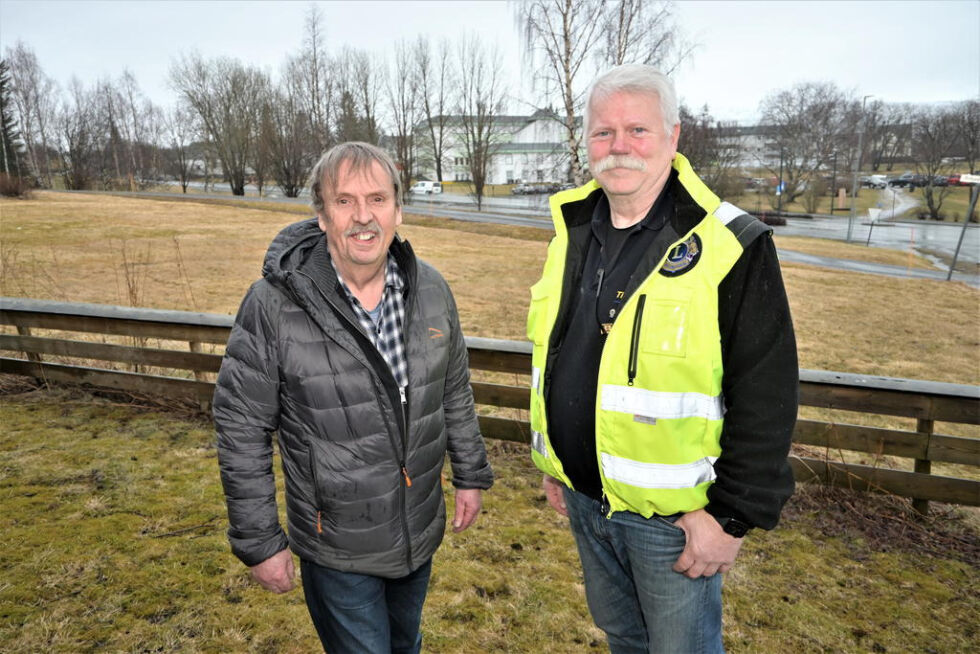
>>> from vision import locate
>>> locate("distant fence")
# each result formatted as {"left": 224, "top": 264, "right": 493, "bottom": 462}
{"left": 2, "top": 297, "right": 978, "bottom": 515}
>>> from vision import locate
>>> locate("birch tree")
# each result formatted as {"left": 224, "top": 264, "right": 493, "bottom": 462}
{"left": 414, "top": 36, "right": 454, "bottom": 182}
{"left": 386, "top": 39, "right": 419, "bottom": 203}
{"left": 5, "top": 41, "right": 58, "bottom": 186}
{"left": 455, "top": 35, "right": 506, "bottom": 210}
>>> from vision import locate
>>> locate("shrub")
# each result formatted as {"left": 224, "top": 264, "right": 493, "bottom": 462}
{"left": 0, "top": 173, "right": 33, "bottom": 198}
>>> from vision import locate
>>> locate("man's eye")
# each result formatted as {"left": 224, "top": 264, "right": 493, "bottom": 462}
{"left": 337, "top": 198, "right": 350, "bottom": 205}
{"left": 632, "top": 127, "right": 647, "bottom": 134}
{"left": 594, "top": 130, "right": 610, "bottom": 138}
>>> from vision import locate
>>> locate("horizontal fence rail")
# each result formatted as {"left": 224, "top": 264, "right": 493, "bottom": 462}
{"left": 2, "top": 296, "right": 978, "bottom": 513}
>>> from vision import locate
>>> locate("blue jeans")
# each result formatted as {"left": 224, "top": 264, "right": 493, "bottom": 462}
{"left": 563, "top": 488, "right": 724, "bottom": 654}
{"left": 300, "top": 558, "right": 432, "bottom": 654}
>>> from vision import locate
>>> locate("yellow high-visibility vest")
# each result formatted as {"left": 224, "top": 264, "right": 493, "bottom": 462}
{"left": 527, "top": 153, "right": 766, "bottom": 518}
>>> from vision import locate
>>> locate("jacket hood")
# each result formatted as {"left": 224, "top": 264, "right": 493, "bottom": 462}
{"left": 261, "top": 218, "right": 323, "bottom": 285}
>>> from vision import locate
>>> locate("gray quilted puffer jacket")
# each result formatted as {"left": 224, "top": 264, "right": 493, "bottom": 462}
{"left": 214, "top": 219, "right": 493, "bottom": 578}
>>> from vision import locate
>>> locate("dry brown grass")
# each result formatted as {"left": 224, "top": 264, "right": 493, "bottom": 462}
{"left": 2, "top": 191, "right": 978, "bottom": 387}
{"left": 773, "top": 235, "right": 938, "bottom": 270}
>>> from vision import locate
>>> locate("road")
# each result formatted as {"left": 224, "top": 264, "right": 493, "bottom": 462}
{"left": 76, "top": 188, "right": 980, "bottom": 286}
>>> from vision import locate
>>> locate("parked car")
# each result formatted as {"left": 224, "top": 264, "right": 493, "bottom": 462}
{"left": 860, "top": 175, "right": 888, "bottom": 189}
{"left": 511, "top": 183, "right": 535, "bottom": 195}
{"left": 931, "top": 175, "right": 949, "bottom": 187}
{"left": 409, "top": 181, "right": 442, "bottom": 194}
{"left": 888, "top": 173, "right": 929, "bottom": 188}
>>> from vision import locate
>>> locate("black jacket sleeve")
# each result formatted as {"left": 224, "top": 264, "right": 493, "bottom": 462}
{"left": 706, "top": 233, "right": 797, "bottom": 530}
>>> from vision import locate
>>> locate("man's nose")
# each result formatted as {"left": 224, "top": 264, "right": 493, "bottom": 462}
{"left": 610, "top": 130, "right": 629, "bottom": 154}
{"left": 353, "top": 200, "right": 372, "bottom": 223}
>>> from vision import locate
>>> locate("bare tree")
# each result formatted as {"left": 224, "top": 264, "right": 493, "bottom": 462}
{"left": 164, "top": 103, "right": 195, "bottom": 193}
{"left": 170, "top": 54, "right": 267, "bottom": 195}
{"left": 517, "top": 0, "right": 605, "bottom": 185}
{"left": 5, "top": 41, "right": 58, "bottom": 186}
{"left": 334, "top": 47, "right": 381, "bottom": 144}
{"left": 414, "top": 36, "right": 454, "bottom": 182}
{"left": 455, "top": 35, "right": 506, "bottom": 210}
{"left": 299, "top": 3, "right": 332, "bottom": 152}
{"left": 600, "top": 0, "right": 691, "bottom": 71}
{"left": 57, "top": 77, "right": 99, "bottom": 190}
{"left": 758, "top": 81, "right": 856, "bottom": 205}
{"left": 678, "top": 103, "right": 743, "bottom": 198}
{"left": 386, "top": 40, "right": 419, "bottom": 203}
{"left": 954, "top": 99, "right": 979, "bottom": 174}
{"left": 258, "top": 63, "right": 317, "bottom": 199}
{"left": 912, "top": 106, "right": 958, "bottom": 220}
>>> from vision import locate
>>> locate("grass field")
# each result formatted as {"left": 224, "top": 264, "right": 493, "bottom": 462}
{"left": 1, "top": 386, "right": 977, "bottom": 654}
{"left": 1, "top": 191, "right": 978, "bottom": 653}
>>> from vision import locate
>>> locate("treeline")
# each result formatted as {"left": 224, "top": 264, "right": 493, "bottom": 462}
{"left": 2, "top": 1, "right": 977, "bottom": 218}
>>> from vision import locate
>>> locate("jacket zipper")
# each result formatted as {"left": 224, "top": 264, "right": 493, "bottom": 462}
{"left": 627, "top": 294, "right": 646, "bottom": 386}
{"left": 293, "top": 268, "right": 415, "bottom": 569}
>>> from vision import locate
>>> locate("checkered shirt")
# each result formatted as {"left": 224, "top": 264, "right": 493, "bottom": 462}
{"left": 332, "top": 254, "right": 408, "bottom": 390}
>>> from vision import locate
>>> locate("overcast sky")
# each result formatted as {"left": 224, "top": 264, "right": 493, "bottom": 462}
{"left": 1, "top": 0, "right": 977, "bottom": 124}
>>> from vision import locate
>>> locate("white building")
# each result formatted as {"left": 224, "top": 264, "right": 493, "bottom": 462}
{"left": 418, "top": 109, "right": 585, "bottom": 185}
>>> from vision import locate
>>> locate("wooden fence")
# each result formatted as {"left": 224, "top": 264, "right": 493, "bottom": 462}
{"left": 2, "top": 297, "right": 978, "bottom": 514}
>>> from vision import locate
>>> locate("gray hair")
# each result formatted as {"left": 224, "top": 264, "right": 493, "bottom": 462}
{"left": 309, "top": 141, "right": 401, "bottom": 213}
{"left": 584, "top": 64, "right": 679, "bottom": 138}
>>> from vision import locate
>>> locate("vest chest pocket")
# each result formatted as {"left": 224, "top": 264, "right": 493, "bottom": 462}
{"left": 639, "top": 297, "right": 691, "bottom": 358}
{"left": 526, "top": 280, "right": 553, "bottom": 345}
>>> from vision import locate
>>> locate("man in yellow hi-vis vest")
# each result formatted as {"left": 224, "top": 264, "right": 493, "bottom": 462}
{"left": 527, "top": 64, "right": 798, "bottom": 653}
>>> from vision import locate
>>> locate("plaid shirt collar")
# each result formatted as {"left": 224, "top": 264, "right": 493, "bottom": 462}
{"left": 331, "top": 253, "right": 408, "bottom": 390}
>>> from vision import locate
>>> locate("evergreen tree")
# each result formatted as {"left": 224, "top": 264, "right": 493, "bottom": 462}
{"left": 0, "top": 58, "right": 30, "bottom": 178}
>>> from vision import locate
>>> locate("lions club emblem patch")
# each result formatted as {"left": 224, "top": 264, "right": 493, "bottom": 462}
{"left": 660, "top": 234, "right": 702, "bottom": 277}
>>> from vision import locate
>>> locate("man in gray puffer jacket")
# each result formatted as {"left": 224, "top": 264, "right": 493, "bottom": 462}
{"left": 214, "top": 142, "right": 493, "bottom": 654}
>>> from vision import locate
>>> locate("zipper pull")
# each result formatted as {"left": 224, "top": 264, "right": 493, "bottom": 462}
{"left": 595, "top": 267, "right": 605, "bottom": 298}
{"left": 399, "top": 386, "right": 407, "bottom": 405}
{"left": 316, "top": 510, "right": 323, "bottom": 534}
{"left": 402, "top": 466, "right": 413, "bottom": 488}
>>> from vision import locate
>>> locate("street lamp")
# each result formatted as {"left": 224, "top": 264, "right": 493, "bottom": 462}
{"left": 777, "top": 147, "right": 784, "bottom": 216}
{"left": 847, "top": 95, "right": 873, "bottom": 242}
{"left": 830, "top": 151, "right": 838, "bottom": 214}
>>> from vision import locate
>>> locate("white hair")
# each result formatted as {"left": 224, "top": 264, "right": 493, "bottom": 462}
{"left": 584, "top": 64, "right": 679, "bottom": 138}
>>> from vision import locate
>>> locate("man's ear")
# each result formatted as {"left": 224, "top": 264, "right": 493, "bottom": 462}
{"left": 316, "top": 211, "right": 329, "bottom": 232}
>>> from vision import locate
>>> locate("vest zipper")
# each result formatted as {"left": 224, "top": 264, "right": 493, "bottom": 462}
{"left": 627, "top": 294, "right": 646, "bottom": 386}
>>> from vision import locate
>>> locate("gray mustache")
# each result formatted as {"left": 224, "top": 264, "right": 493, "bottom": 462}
{"left": 592, "top": 156, "right": 648, "bottom": 174}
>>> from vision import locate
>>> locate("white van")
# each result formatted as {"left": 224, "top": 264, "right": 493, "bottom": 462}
{"left": 409, "top": 181, "right": 442, "bottom": 195}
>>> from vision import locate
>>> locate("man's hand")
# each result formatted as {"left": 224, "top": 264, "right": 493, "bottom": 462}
{"left": 452, "top": 488, "right": 482, "bottom": 533}
{"left": 542, "top": 474, "right": 568, "bottom": 517}
{"left": 250, "top": 549, "right": 296, "bottom": 594}
{"left": 672, "top": 509, "right": 743, "bottom": 578}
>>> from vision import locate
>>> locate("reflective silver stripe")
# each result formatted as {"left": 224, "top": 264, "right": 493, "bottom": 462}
{"left": 531, "top": 366, "right": 541, "bottom": 393}
{"left": 713, "top": 201, "right": 745, "bottom": 226}
{"left": 601, "top": 385, "right": 724, "bottom": 420}
{"left": 531, "top": 431, "right": 548, "bottom": 458}
{"left": 601, "top": 453, "right": 717, "bottom": 489}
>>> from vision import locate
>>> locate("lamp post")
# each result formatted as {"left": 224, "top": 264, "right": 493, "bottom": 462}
{"left": 847, "top": 95, "right": 873, "bottom": 242}
{"left": 830, "top": 151, "right": 838, "bottom": 214}
{"left": 777, "top": 148, "right": 784, "bottom": 216}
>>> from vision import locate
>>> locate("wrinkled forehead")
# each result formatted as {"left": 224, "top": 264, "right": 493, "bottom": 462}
{"left": 590, "top": 88, "right": 661, "bottom": 115}
{"left": 327, "top": 160, "right": 392, "bottom": 194}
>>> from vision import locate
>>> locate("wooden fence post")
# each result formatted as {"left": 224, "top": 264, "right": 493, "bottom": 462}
{"left": 913, "top": 418, "right": 934, "bottom": 516}
{"left": 15, "top": 326, "right": 42, "bottom": 362}
{"left": 189, "top": 341, "right": 211, "bottom": 413}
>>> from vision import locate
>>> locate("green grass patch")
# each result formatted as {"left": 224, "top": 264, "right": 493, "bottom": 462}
{"left": 1, "top": 388, "right": 977, "bottom": 653}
